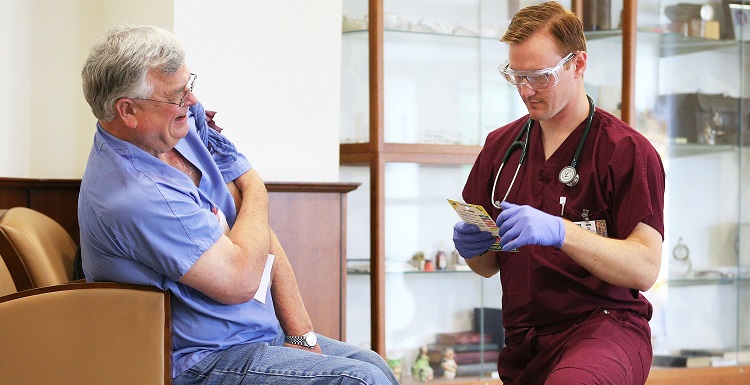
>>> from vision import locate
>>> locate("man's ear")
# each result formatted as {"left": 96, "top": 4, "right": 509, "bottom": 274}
{"left": 573, "top": 51, "right": 587, "bottom": 79}
{"left": 114, "top": 98, "right": 139, "bottom": 129}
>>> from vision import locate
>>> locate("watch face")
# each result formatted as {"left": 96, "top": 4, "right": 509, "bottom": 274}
{"left": 305, "top": 332, "right": 317, "bottom": 347}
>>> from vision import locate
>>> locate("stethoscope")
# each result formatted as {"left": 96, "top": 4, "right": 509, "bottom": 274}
{"left": 490, "top": 94, "right": 595, "bottom": 209}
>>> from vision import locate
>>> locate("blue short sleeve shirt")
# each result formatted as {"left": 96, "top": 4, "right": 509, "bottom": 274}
{"left": 78, "top": 110, "right": 279, "bottom": 377}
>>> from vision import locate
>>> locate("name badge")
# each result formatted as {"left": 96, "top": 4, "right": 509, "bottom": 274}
{"left": 573, "top": 219, "right": 608, "bottom": 237}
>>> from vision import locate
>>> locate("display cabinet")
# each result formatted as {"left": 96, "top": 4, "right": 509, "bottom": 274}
{"left": 339, "top": 0, "right": 637, "bottom": 383}
{"left": 341, "top": 0, "right": 750, "bottom": 383}
{"left": 634, "top": 0, "right": 750, "bottom": 380}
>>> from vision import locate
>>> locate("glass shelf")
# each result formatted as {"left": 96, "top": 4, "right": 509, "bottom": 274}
{"left": 637, "top": 29, "right": 740, "bottom": 56}
{"left": 347, "top": 268, "right": 477, "bottom": 275}
{"left": 343, "top": 28, "right": 623, "bottom": 41}
{"left": 668, "top": 276, "right": 750, "bottom": 287}
{"left": 668, "top": 142, "right": 738, "bottom": 157}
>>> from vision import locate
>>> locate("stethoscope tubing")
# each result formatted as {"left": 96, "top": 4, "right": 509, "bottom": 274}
{"left": 490, "top": 95, "right": 595, "bottom": 209}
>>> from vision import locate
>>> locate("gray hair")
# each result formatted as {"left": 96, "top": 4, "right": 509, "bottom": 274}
{"left": 81, "top": 24, "right": 185, "bottom": 121}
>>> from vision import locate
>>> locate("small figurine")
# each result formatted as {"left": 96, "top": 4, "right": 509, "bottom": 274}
{"left": 441, "top": 348, "right": 458, "bottom": 379}
{"left": 411, "top": 345, "right": 434, "bottom": 382}
{"left": 435, "top": 250, "right": 447, "bottom": 270}
{"left": 410, "top": 252, "right": 426, "bottom": 270}
{"left": 386, "top": 355, "right": 402, "bottom": 381}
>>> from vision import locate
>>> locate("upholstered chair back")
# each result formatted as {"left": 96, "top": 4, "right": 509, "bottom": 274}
{"left": 0, "top": 207, "right": 78, "bottom": 291}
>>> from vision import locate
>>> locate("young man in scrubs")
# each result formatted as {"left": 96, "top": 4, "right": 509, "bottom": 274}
{"left": 452, "top": 3, "right": 665, "bottom": 384}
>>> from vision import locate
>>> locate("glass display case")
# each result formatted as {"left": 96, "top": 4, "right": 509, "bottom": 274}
{"left": 340, "top": 1, "right": 529, "bottom": 382}
{"left": 340, "top": 0, "right": 750, "bottom": 383}
{"left": 634, "top": 0, "right": 750, "bottom": 376}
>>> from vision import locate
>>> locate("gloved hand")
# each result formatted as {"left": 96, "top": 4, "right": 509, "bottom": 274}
{"left": 496, "top": 201, "right": 565, "bottom": 250}
{"left": 452, "top": 221, "right": 497, "bottom": 259}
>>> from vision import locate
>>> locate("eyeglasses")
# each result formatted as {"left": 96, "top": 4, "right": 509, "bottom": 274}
{"left": 499, "top": 53, "right": 575, "bottom": 90}
{"left": 136, "top": 73, "right": 197, "bottom": 107}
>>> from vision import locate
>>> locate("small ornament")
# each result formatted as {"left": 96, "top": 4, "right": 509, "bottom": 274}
{"left": 441, "top": 348, "right": 458, "bottom": 379}
{"left": 670, "top": 237, "right": 692, "bottom": 277}
{"left": 411, "top": 345, "right": 434, "bottom": 382}
{"left": 435, "top": 250, "right": 447, "bottom": 270}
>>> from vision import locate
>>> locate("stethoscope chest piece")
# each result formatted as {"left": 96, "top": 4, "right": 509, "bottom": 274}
{"left": 558, "top": 165, "right": 579, "bottom": 187}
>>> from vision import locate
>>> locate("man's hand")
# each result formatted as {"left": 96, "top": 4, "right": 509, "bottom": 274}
{"left": 497, "top": 202, "right": 565, "bottom": 250}
{"left": 452, "top": 221, "right": 496, "bottom": 259}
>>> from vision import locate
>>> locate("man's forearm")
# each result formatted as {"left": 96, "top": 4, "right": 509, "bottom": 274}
{"left": 466, "top": 251, "right": 501, "bottom": 278}
{"left": 229, "top": 169, "right": 271, "bottom": 256}
{"left": 561, "top": 221, "right": 661, "bottom": 292}
{"left": 268, "top": 230, "right": 318, "bottom": 346}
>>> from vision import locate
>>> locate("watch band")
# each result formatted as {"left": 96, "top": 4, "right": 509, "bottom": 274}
{"left": 285, "top": 331, "right": 317, "bottom": 348}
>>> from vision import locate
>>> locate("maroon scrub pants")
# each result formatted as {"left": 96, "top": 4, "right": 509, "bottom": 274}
{"left": 499, "top": 309, "right": 652, "bottom": 385}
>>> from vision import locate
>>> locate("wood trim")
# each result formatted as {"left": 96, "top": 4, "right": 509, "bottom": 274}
{"left": 0, "top": 178, "right": 81, "bottom": 189}
{"left": 370, "top": 0, "right": 384, "bottom": 149}
{"left": 621, "top": 0, "right": 636, "bottom": 125}
{"left": 339, "top": 192, "right": 348, "bottom": 341}
{"left": 382, "top": 143, "right": 480, "bottom": 164}
{"left": 571, "top": 0, "right": 583, "bottom": 21}
{"left": 340, "top": 142, "right": 373, "bottom": 156}
{"left": 369, "top": 0, "right": 386, "bottom": 357}
{"left": 371, "top": 153, "right": 386, "bottom": 356}
{"left": 265, "top": 182, "right": 359, "bottom": 194}
{"left": 645, "top": 365, "right": 750, "bottom": 385}
{"left": 341, "top": 143, "right": 481, "bottom": 165}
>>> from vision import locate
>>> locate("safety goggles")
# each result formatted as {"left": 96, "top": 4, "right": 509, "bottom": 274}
{"left": 499, "top": 52, "right": 576, "bottom": 90}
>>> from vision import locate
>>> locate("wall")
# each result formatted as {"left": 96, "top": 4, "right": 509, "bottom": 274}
{"left": 0, "top": 0, "right": 341, "bottom": 182}
{"left": 174, "top": 0, "right": 341, "bottom": 182}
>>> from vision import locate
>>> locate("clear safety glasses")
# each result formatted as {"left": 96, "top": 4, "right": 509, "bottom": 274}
{"left": 499, "top": 52, "right": 576, "bottom": 90}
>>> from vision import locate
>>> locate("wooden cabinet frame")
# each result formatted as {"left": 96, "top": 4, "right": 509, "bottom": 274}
{"left": 341, "top": 0, "right": 638, "bottom": 358}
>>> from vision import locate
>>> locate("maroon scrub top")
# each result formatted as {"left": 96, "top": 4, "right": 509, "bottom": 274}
{"left": 463, "top": 108, "right": 665, "bottom": 333}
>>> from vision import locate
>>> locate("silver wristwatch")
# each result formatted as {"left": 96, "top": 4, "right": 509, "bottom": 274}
{"left": 285, "top": 331, "right": 318, "bottom": 348}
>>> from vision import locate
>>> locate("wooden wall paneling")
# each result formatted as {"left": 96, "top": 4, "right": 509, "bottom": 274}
{"left": 29, "top": 188, "right": 81, "bottom": 244}
{"left": 0, "top": 188, "right": 29, "bottom": 210}
{"left": 0, "top": 178, "right": 357, "bottom": 340}
{"left": 267, "top": 184, "right": 358, "bottom": 341}
{"left": 0, "top": 178, "right": 82, "bottom": 245}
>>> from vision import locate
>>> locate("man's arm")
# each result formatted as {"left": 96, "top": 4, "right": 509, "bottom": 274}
{"left": 465, "top": 251, "right": 501, "bottom": 278}
{"left": 561, "top": 221, "right": 662, "bottom": 292}
{"left": 226, "top": 175, "right": 321, "bottom": 353}
{"left": 467, "top": 222, "right": 661, "bottom": 291}
{"left": 179, "top": 169, "right": 271, "bottom": 305}
{"left": 268, "top": 229, "right": 322, "bottom": 353}
{"left": 496, "top": 202, "right": 662, "bottom": 292}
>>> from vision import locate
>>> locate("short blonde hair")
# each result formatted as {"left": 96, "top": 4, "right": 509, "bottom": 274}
{"left": 501, "top": 1, "right": 586, "bottom": 56}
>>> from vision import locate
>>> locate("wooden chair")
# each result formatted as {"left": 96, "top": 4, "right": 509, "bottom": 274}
{"left": 0, "top": 207, "right": 78, "bottom": 291}
{"left": 0, "top": 253, "right": 17, "bottom": 296}
{"left": 0, "top": 282, "right": 171, "bottom": 385}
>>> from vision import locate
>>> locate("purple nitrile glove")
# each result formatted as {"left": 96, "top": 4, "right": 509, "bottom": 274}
{"left": 496, "top": 201, "right": 565, "bottom": 250}
{"left": 452, "top": 221, "right": 496, "bottom": 259}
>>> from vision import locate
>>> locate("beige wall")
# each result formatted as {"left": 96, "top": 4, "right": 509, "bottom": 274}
{"left": 0, "top": 0, "right": 341, "bottom": 182}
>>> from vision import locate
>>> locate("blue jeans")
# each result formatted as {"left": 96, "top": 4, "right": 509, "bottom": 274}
{"left": 173, "top": 332, "right": 400, "bottom": 385}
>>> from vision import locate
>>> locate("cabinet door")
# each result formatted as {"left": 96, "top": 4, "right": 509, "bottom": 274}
{"left": 342, "top": 163, "right": 504, "bottom": 382}
{"left": 341, "top": 0, "right": 529, "bottom": 146}
{"left": 340, "top": 0, "right": 636, "bottom": 383}
{"left": 635, "top": 0, "right": 750, "bottom": 369}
